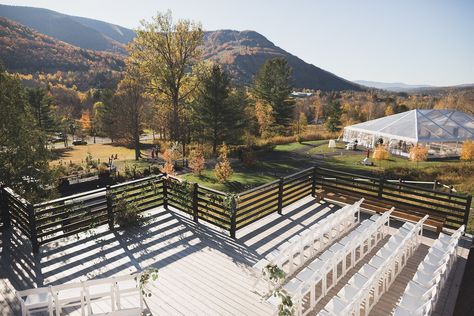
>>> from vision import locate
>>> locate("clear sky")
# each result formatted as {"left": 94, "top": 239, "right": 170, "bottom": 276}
{"left": 1, "top": 0, "right": 473, "bottom": 86}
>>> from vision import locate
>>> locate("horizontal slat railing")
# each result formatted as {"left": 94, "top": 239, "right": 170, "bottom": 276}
{"left": 2, "top": 165, "right": 471, "bottom": 255}
{"left": 315, "top": 166, "right": 471, "bottom": 229}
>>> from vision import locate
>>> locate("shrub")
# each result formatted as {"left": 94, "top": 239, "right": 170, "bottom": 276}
{"left": 372, "top": 145, "right": 390, "bottom": 160}
{"left": 160, "top": 148, "right": 176, "bottom": 175}
{"left": 113, "top": 197, "right": 145, "bottom": 229}
{"left": 460, "top": 141, "right": 474, "bottom": 161}
{"left": 242, "top": 147, "right": 257, "bottom": 166}
{"left": 409, "top": 145, "right": 429, "bottom": 162}
{"left": 214, "top": 144, "right": 233, "bottom": 183}
{"left": 189, "top": 148, "right": 205, "bottom": 175}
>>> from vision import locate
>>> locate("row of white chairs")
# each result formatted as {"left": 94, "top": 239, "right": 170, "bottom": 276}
{"left": 16, "top": 274, "right": 144, "bottom": 316}
{"left": 269, "top": 207, "right": 392, "bottom": 316}
{"left": 321, "top": 215, "right": 428, "bottom": 316}
{"left": 394, "top": 225, "right": 465, "bottom": 316}
{"left": 254, "top": 199, "right": 364, "bottom": 294}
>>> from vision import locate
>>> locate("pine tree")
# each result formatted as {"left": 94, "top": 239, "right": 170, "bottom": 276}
{"left": 0, "top": 66, "right": 55, "bottom": 201}
{"left": 193, "top": 64, "right": 246, "bottom": 155}
{"left": 253, "top": 58, "right": 295, "bottom": 127}
{"left": 27, "top": 87, "right": 56, "bottom": 132}
{"left": 326, "top": 100, "right": 342, "bottom": 132}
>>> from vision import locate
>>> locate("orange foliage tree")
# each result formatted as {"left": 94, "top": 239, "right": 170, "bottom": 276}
{"left": 409, "top": 145, "right": 429, "bottom": 162}
{"left": 189, "top": 148, "right": 206, "bottom": 175}
{"left": 372, "top": 145, "right": 390, "bottom": 161}
{"left": 460, "top": 141, "right": 474, "bottom": 161}
{"left": 160, "top": 148, "right": 176, "bottom": 175}
{"left": 214, "top": 144, "right": 233, "bottom": 183}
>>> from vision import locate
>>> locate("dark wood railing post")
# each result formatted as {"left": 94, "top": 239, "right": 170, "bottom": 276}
{"left": 1, "top": 187, "right": 11, "bottom": 229}
{"left": 192, "top": 183, "right": 199, "bottom": 223}
{"left": 433, "top": 179, "right": 438, "bottom": 191}
{"left": 462, "top": 195, "right": 472, "bottom": 230}
{"left": 162, "top": 174, "right": 168, "bottom": 210}
{"left": 106, "top": 185, "right": 114, "bottom": 230}
{"left": 311, "top": 166, "right": 317, "bottom": 197}
{"left": 277, "top": 178, "right": 284, "bottom": 215}
{"left": 27, "top": 203, "right": 39, "bottom": 255}
{"left": 229, "top": 196, "right": 237, "bottom": 239}
{"left": 378, "top": 176, "right": 385, "bottom": 198}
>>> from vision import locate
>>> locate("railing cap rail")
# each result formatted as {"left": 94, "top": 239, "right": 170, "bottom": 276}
{"left": 34, "top": 187, "right": 107, "bottom": 208}
{"left": 238, "top": 179, "right": 281, "bottom": 196}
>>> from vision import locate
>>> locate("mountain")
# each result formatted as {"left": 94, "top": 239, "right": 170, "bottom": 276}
{"left": 203, "top": 30, "right": 362, "bottom": 91}
{"left": 0, "top": 17, "right": 124, "bottom": 73}
{"left": 0, "top": 4, "right": 128, "bottom": 53}
{"left": 355, "top": 80, "right": 433, "bottom": 92}
{"left": 0, "top": 4, "right": 362, "bottom": 91}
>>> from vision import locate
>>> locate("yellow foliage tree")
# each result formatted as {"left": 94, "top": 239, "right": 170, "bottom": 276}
{"left": 409, "top": 145, "right": 429, "bottom": 162}
{"left": 372, "top": 145, "right": 390, "bottom": 160}
{"left": 214, "top": 144, "right": 233, "bottom": 183}
{"left": 189, "top": 148, "right": 205, "bottom": 175}
{"left": 384, "top": 106, "right": 395, "bottom": 116}
{"left": 255, "top": 101, "right": 274, "bottom": 138}
{"left": 460, "top": 141, "right": 474, "bottom": 161}
{"left": 160, "top": 148, "right": 176, "bottom": 175}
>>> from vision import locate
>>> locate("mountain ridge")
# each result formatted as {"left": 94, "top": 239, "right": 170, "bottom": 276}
{"left": 0, "top": 4, "right": 362, "bottom": 91}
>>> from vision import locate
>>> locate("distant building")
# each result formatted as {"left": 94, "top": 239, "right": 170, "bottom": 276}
{"left": 342, "top": 109, "right": 474, "bottom": 158}
{"left": 291, "top": 91, "right": 313, "bottom": 98}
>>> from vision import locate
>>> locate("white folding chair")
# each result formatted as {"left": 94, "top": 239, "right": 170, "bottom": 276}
{"left": 16, "top": 286, "right": 54, "bottom": 316}
{"left": 50, "top": 282, "right": 85, "bottom": 316}
{"left": 114, "top": 274, "right": 143, "bottom": 312}
{"left": 84, "top": 278, "right": 116, "bottom": 315}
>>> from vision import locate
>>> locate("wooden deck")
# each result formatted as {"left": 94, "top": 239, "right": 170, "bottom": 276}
{"left": 0, "top": 196, "right": 470, "bottom": 315}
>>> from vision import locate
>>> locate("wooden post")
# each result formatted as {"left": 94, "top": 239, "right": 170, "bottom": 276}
{"left": 27, "top": 203, "right": 39, "bottom": 255}
{"left": 0, "top": 187, "right": 11, "bottom": 229}
{"left": 162, "top": 174, "right": 168, "bottom": 210}
{"left": 462, "top": 195, "right": 472, "bottom": 230}
{"left": 229, "top": 196, "right": 237, "bottom": 239}
{"left": 311, "top": 166, "right": 317, "bottom": 197}
{"left": 378, "top": 176, "right": 385, "bottom": 198}
{"left": 277, "top": 178, "right": 284, "bottom": 215}
{"left": 106, "top": 186, "right": 114, "bottom": 230}
{"left": 192, "top": 183, "right": 199, "bottom": 223}
{"left": 433, "top": 180, "right": 438, "bottom": 191}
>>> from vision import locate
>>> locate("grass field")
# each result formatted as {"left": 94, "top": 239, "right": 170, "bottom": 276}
{"left": 51, "top": 143, "right": 136, "bottom": 166}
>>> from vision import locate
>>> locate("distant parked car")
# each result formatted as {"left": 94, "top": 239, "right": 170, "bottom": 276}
{"left": 73, "top": 139, "right": 87, "bottom": 145}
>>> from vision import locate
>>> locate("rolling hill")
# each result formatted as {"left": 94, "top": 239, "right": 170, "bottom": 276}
{"left": 0, "top": 17, "right": 124, "bottom": 73}
{"left": 0, "top": 4, "right": 362, "bottom": 91}
{"left": 0, "top": 4, "right": 128, "bottom": 53}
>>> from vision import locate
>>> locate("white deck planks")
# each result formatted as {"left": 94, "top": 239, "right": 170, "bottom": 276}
{"left": 0, "top": 196, "right": 470, "bottom": 316}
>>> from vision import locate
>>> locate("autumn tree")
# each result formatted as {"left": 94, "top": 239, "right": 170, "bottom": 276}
{"left": 253, "top": 58, "right": 295, "bottom": 128}
{"left": 161, "top": 148, "right": 177, "bottom": 175}
{"left": 214, "top": 144, "right": 233, "bottom": 183}
{"left": 255, "top": 100, "right": 275, "bottom": 138}
{"left": 114, "top": 66, "right": 149, "bottom": 160}
{"left": 311, "top": 91, "right": 323, "bottom": 125}
{"left": 409, "top": 145, "right": 429, "bottom": 162}
{"left": 189, "top": 148, "right": 205, "bottom": 175}
{"left": 192, "top": 64, "right": 245, "bottom": 155}
{"left": 128, "top": 11, "right": 204, "bottom": 156}
{"left": 460, "top": 141, "right": 474, "bottom": 161}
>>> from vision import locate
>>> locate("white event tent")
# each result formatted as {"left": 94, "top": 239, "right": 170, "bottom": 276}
{"left": 342, "top": 109, "right": 474, "bottom": 157}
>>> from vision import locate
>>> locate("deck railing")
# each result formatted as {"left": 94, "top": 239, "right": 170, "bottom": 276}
{"left": 1, "top": 166, "right": 471, "bottom": 254}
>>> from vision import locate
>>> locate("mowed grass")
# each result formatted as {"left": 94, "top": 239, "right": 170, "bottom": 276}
{"left": 51, "top": 143, "right": 136, "bottom": 165}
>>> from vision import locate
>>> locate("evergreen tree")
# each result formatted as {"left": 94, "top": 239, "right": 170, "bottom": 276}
{"left": 0, "top": 66, "right": 55, "bottom": 201}
{"left": 252, "top": 58, "right": 295, "bottom": 127}
{"left": 27, "top": 87, "right": 56, "bottom": 132}
{"left": 193, "top": 64, "right": 246, "bottom": 155}
{"left": 326, "top": 100, "right": 342, "bottom": 132}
